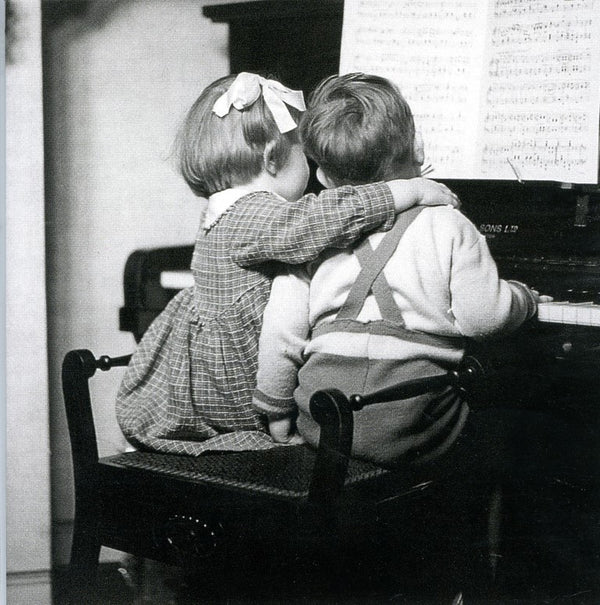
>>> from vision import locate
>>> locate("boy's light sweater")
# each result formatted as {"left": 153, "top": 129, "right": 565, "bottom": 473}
{"left": 253, "top": 205, "right": 537, "bottom": 418}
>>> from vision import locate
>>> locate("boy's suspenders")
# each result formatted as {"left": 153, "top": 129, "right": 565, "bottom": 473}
{"left": 312, "top": 206, "right": 462, "bottom": 350}
{"left": 334, "top": 206, "right": 424, "bottom": 326}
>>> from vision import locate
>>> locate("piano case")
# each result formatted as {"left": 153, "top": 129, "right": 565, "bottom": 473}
{"left": 119, "top": 245, "right": 194, "bottom": 342}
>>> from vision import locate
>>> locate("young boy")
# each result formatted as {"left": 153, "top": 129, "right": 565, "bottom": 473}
{"left": 252, "top": 73, "right": 543, "bottom": 467}
{"left": 251, "top": 74, "right": 596, "bottom": 594}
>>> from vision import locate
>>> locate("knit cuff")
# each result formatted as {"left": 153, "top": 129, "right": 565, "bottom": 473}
{"left": 252, "top": 389, "right": 297, "bottom": 420}
{"left": 508, "top": 280, "right": 538, "bottom": 320}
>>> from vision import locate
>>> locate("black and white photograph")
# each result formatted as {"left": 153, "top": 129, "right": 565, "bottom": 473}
{"left": 5, "top": 1, "right": 600, "bottom": 603}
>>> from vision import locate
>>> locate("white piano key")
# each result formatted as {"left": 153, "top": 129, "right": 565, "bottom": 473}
{"left": 537, "top": 302, "right": 565, "bottom": 323}
{"left": 571, "top": 302, "right": 593, "bottom": 326}
{"left": 160, "top": 270, "right": 194, "bottom": 289}
{"left": 562, "top": 302, "right": 587, "bottom": 325}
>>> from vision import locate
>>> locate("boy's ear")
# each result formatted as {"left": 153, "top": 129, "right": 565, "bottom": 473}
{"left": 413, "top": 131, "right": 425, "bottom": 166}
{"left": 316, "top": 167, "right": 337, "bottom": 189}
{"left": 263, "top": 141, "right": 279, "bottom": 176}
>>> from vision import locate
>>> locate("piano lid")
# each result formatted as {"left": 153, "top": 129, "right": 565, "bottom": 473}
{"left": 443, "top": 180, "right": 600, "bottom": 259}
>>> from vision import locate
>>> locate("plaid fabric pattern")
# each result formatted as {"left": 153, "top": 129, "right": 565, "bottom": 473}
{"left": 229, "top": 183, "right": 394, "bottom": 266}
{"left": 116, "top": 185, "right": 394, "bottom": 455}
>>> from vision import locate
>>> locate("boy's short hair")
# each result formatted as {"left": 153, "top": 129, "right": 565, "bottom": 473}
{"left": 300, "top": 73, "right": 415, "bottom": 185}
{"left": 175, "top": 74, "right": 302, "bottom": 198}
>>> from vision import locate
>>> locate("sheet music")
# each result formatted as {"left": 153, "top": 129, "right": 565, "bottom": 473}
{"left": 340, "top": 0, "right": 600, "bottom": 183}
{"left": 340, "top": 0, "right": 487, "bottom": 179}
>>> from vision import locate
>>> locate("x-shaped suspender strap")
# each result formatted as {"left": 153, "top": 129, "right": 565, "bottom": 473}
{"left": 335, "top": 207, "right": 424, "bottom": 325}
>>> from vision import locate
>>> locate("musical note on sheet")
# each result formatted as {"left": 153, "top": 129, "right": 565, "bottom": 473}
{"left": 340, "top": 0, "right": 600, "bottom": 183}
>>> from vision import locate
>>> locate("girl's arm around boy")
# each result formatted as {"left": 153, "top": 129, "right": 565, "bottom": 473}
{"left": 229, "top": 178, "right": 459, "bottom": 266}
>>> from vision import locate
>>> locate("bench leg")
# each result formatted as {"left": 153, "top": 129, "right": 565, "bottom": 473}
{"left": 67, "top": 513, "right": 101, "bottom": 603}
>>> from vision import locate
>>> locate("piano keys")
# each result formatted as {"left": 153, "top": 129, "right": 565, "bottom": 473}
{"left": 120, "top": 245, "right": 194, "bottom": 342}
{"left": 157, "top": 271, "right": 600, "bottom": 326}
{"left": 160, "top": 269, "right": 194, "bottom": 290}
{"left": 538, "top": 301, "right": 600, "bottom": 326}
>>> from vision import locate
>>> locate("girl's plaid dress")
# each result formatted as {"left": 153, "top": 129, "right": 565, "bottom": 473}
{"left": 116, "top": 184, "right": 394, "bottom": 455}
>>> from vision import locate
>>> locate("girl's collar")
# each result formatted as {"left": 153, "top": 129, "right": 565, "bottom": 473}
{"left": 204, "top": 187, "right": 254, "bottom": 229}
{"left": 204, "top": 187, "right": 286, "bottom": 230}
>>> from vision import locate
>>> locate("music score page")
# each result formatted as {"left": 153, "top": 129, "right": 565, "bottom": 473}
{"left": 340, "top": 0, "right": 600, "bottom": 183}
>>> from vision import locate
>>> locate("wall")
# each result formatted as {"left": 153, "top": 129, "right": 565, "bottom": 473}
{"left": 43, "top": 0, "right": 244, "bottom": 566}
{"left": 6, "top": 0, "right": 52, "bottom": 602}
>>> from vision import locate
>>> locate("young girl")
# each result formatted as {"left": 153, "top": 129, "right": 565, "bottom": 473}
{"left": 116, "top": 72, "right": 459, "bottom": 456}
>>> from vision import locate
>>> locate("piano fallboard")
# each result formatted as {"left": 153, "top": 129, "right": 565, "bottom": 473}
{"left": 445, "top": 180, "right": 600, "bottom": 259}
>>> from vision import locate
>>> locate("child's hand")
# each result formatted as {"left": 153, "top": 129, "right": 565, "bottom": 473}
{"left": 388, "top": 177, "right": 460, "bottom": 213}
{"left": 530, "top": 289, "right": 553, "bottom": 303}
{"left": 269, "top": 417, "right": 305, "bottom": 445}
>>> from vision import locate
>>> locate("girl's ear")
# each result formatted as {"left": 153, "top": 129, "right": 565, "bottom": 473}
{"left": 263, "top": 141, "right": 279, "bottom": 176}
{"left": 316, "top": 167, "right": 337, "bottom": 189}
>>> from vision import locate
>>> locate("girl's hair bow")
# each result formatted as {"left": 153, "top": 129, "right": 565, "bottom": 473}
{"left": 212, "top": 72, "right": 306, "bottom": 133}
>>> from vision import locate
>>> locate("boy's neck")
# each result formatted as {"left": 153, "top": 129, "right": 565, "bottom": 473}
{"left": 329, "top": 165, "right": 421, "bottom": 188}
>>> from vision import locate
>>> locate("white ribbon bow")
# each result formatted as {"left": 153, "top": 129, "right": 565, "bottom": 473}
{"left": 212, "top": 72, "right": 306, "bottom": 133}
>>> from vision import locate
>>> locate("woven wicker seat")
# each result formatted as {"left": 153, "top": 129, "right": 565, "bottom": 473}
{"left": 103, "top": 447, "right": 389, "bottom": 500}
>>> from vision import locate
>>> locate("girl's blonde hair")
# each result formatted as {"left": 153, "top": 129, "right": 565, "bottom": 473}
{"left": 174, "top": 74, "right": 303, "bottom": 198}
